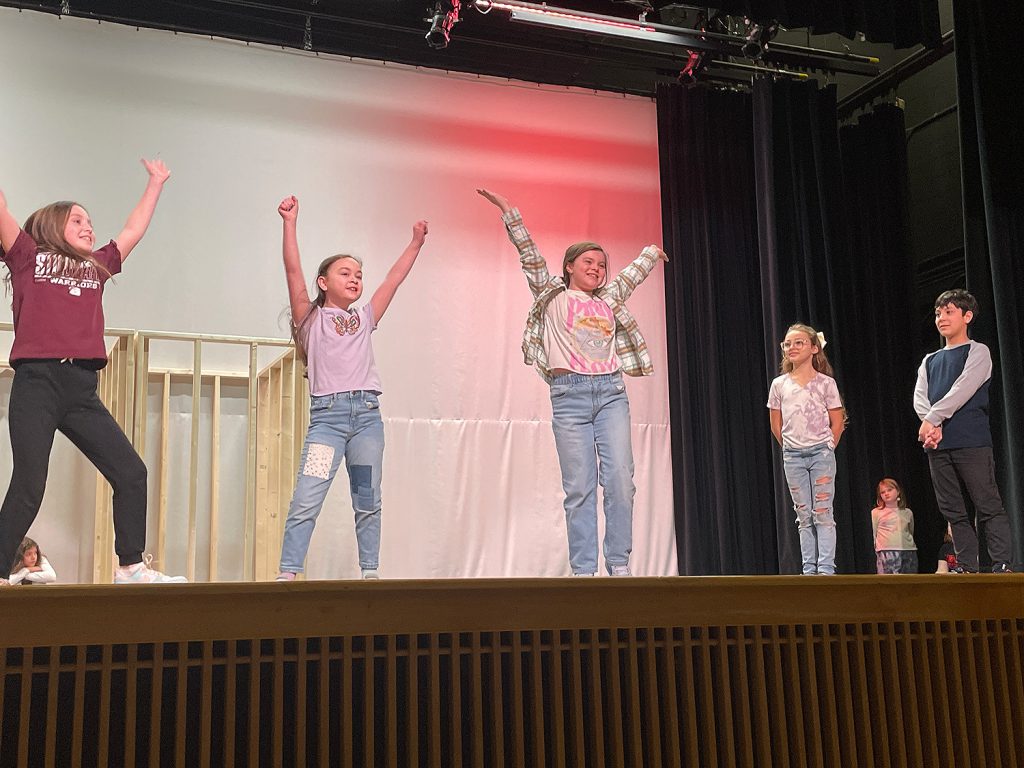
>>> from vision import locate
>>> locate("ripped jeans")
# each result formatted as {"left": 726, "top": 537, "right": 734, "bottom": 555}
{"left": 782, "top": 443, "right": 837, "bottom": 575}
{"left": 279, "top": 391, "right": 385, "bottom": 573}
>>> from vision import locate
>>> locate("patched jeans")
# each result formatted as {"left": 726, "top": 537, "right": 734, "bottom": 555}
{"left": 549, "top": 371, "right": 635, "bottom": 575}
{"left": 782, "top": 442, "right": 837, "bottom": 575}
{"left": 279, "top": 391, "right": 385, "bottom": 573}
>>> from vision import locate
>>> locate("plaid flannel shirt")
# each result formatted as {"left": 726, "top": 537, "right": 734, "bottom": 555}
{"left": 502, "top": 208, "right": 659, "bottom": 383}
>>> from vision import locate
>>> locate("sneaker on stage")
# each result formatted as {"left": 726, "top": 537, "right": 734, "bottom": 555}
{"left": 609, "top": 565, "right": 632, "bottom": 577}
{"left": 114, "top": 557, "right": 188, "bottom": 584}
{"left": 361, "top": 569, "right": 380, "bottom": 580}
{"left": 992, "top": 562, "right": 1013, "bottom": 574}
{"left": 275, "top": 571, "right": 297, "bottom": 582}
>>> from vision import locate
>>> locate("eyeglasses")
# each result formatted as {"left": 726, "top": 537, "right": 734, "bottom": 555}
{"left": 780, "top": 339, "right": 810, "bottom": 351}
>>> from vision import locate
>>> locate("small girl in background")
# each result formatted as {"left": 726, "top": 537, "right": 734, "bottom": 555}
{"left": 768, "top": 324, "right": 845, "bottom": 575}
{"left": 8, "top": 537, "right": 57, "bottom": 585}
{"left": 275, "top": 196, "right": 428, "bottom": 581}
{"left": 871, "top": 478, "right": 918, "bottom": 574}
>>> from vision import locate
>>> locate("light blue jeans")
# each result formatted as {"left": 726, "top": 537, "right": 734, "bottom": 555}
{"left": 279, "top": 391, "right": 385, "bottom": 573}
{"left": 782, "top": 442, "right": 837, "bottom": 575}
{"left": 549, "top": 371, "right": 635, "bottom": 575}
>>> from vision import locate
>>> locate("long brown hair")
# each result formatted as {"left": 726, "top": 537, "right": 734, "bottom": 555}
{"left": 779, "top": 323, "right": 834, "bottom": 376}
{"left": 11, "top": 537, "right": 43, "bottom": 573}
{"left": 2, "top": 201, "right": 111, "bottom": 294}
{"left": 291, "top": 253, "right": 363, "bottom": 362}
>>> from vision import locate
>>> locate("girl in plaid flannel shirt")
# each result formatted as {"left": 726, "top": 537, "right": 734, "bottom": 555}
{"left": 479, "top": 189, "right": 668, "bottom": 577}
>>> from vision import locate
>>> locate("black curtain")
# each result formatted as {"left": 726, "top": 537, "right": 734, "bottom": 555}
{"left": 753, "top": 78, "right": 859, "bottom": 574}
{"left": 954, "top": 0, "right": 1024, "bottom": 568}
{"left": 837, "top": 105, "right": 938, "bottom": 572}
{"left": 657, "top": 85, "right": 778, "bottom": 575}
{"left": 660, "top": 80, "right": 924, "bottom": 574}
{"left": 710, "top": 0, "right": 941, "bottom": 47}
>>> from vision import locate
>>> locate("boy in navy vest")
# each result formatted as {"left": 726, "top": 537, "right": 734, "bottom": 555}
{"left": 914, "top": 289, "right": 1012, "bottom": 573}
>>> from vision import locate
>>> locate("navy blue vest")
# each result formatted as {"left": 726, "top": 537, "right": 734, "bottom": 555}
{"left": 925, "top": 344, "right": 991, "bottom": 450}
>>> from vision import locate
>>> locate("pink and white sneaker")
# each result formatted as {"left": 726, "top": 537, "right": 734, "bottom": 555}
{"left": 114, "top": 556, "right": 187, "bottom": 584}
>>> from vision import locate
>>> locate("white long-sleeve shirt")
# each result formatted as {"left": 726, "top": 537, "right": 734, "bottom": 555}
{"left": 8, "top": 556, "right": 57, "bottom": 585}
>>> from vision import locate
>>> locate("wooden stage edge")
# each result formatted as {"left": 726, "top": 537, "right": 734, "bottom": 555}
{"left": 3, "top": 574, "right": 1022, "bottom": 648}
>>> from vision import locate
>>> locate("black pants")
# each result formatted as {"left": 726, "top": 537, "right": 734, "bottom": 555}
{"left": 1, "top": 361, "right": 147, "bottom": 576}
{"left": 927, "top": 446, "right": 1012, "bottom": 571}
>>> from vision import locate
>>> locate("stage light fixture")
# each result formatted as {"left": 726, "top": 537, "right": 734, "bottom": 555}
{"left": 678, "top": 49, "right": 708, "bottom": 85}
{"left": 425, "top": 0, "right": 462, "bottom": 49}
{"left": 740, "top": 18, "right": 779, "bottom": 60}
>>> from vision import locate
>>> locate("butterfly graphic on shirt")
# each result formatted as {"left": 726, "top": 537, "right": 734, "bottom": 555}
{"left": 332, "top": 311, "right": 361, "bottom": 336}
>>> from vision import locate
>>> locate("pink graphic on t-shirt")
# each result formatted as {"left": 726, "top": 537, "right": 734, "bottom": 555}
{"left": 564, "top": 293, "right": 618, "bottom": 373}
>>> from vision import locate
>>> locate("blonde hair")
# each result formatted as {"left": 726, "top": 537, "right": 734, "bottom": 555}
{"left": 874, "top": 477, "right": 908, "bottom": 510}
{"left": 779, "top": 323, "right": 834, "bottom": 376}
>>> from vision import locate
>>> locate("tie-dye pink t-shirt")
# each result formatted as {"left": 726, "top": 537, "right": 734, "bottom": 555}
{"left": 542, "top": 289, "right": 620, "bottom": 375}
{"left": 766, "top": 372, "right": 843, "bottom": 449}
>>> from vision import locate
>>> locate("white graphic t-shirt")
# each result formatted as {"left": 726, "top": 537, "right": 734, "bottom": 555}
{"left": 543, "top": 289, "right": 620, "bottom": 375}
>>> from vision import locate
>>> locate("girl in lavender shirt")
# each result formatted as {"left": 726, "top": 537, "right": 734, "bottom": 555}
{"left": 767, "top": 324, "right": 846, "bottom": 575}
{"left": 275, "top": 196, "right": 427, "bottom": 581}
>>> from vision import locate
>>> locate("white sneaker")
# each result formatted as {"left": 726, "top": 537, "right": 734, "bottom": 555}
{"left": 572, "top": 572, "right": 596, "bottom": 577}
{"left": 609, "top": 565, "right": 632, "bottom": 577}
{"left": 114, "top": 557, "right": 188, "bottom": 584}
{"left": 361, "top": 568, "right": 380, "bottom": 580}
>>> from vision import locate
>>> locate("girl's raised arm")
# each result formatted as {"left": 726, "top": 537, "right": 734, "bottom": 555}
{"left": 115, "top": 158, "right": 171, "bottom": 261}
{"left": 370, "top": 220, "right": 428, "bottom": 324}
{"left": 278, "top": 196, "right": 312, "bottom": 324}
{"left": 477, "top": 188, "right": 512, "bottom": 215}
{"left": 0, "top": 189, "right": 22, "bottom": 253}
{"left": 478, "top": 188, "right": 553, "bottom": 298}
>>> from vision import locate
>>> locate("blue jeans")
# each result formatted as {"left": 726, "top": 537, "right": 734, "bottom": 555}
{"left": 782, "top": 443, "right": 837, "bottom": 575}
{"left": 279, "top": 391, "right": 385, "bottom": 573}
{"left": 549, "top": 371, "right": 635, "bottom": 575}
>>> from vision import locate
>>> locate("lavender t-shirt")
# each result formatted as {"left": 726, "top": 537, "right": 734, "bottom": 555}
{"left": 298, "top": 304, "right": 381, "bottom": 396}
{"left": 766, "top": 372, "right": 843, "bottom": 449}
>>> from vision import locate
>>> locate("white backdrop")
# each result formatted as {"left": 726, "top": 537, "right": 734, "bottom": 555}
{"left": 0, "top": 8, "right": 675, "bottom": 580}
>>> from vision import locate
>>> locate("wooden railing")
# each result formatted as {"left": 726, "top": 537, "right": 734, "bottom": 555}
{"left": 1, "top": 323, "right": 308, "bottom": 583}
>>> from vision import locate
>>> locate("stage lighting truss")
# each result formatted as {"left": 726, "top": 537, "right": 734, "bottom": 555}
{"left": 469, "top": 0, "right": 879, "bottom": 84}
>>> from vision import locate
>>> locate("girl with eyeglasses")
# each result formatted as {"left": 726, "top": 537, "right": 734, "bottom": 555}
{"left": 274, "top": 196, "right": 428, "bottom": 582}
{"left": 767, "top": 324, "right": 846, "bottom": 575}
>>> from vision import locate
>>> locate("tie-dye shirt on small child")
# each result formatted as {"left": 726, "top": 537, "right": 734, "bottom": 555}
{"left": 766, "top": 372, "right": 843, "bottom": 449}
{"left": 542, "top": 289, "right": 621, "bottom": 375}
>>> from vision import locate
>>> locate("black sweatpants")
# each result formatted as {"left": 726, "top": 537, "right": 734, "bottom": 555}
{"left": 1, "top": 361, "right": 147, "bottom": 577}
{"left": 927, "top": 446, "right": 1013, "bottom": 571}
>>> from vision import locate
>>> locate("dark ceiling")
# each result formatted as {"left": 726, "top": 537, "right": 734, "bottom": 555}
{"left": 1, "top": 1, "right": 883, "bottom": 95}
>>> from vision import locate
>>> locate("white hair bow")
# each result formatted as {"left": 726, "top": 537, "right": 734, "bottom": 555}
{"left": 816, "top": 331, "right": 827, "bottom": 350}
